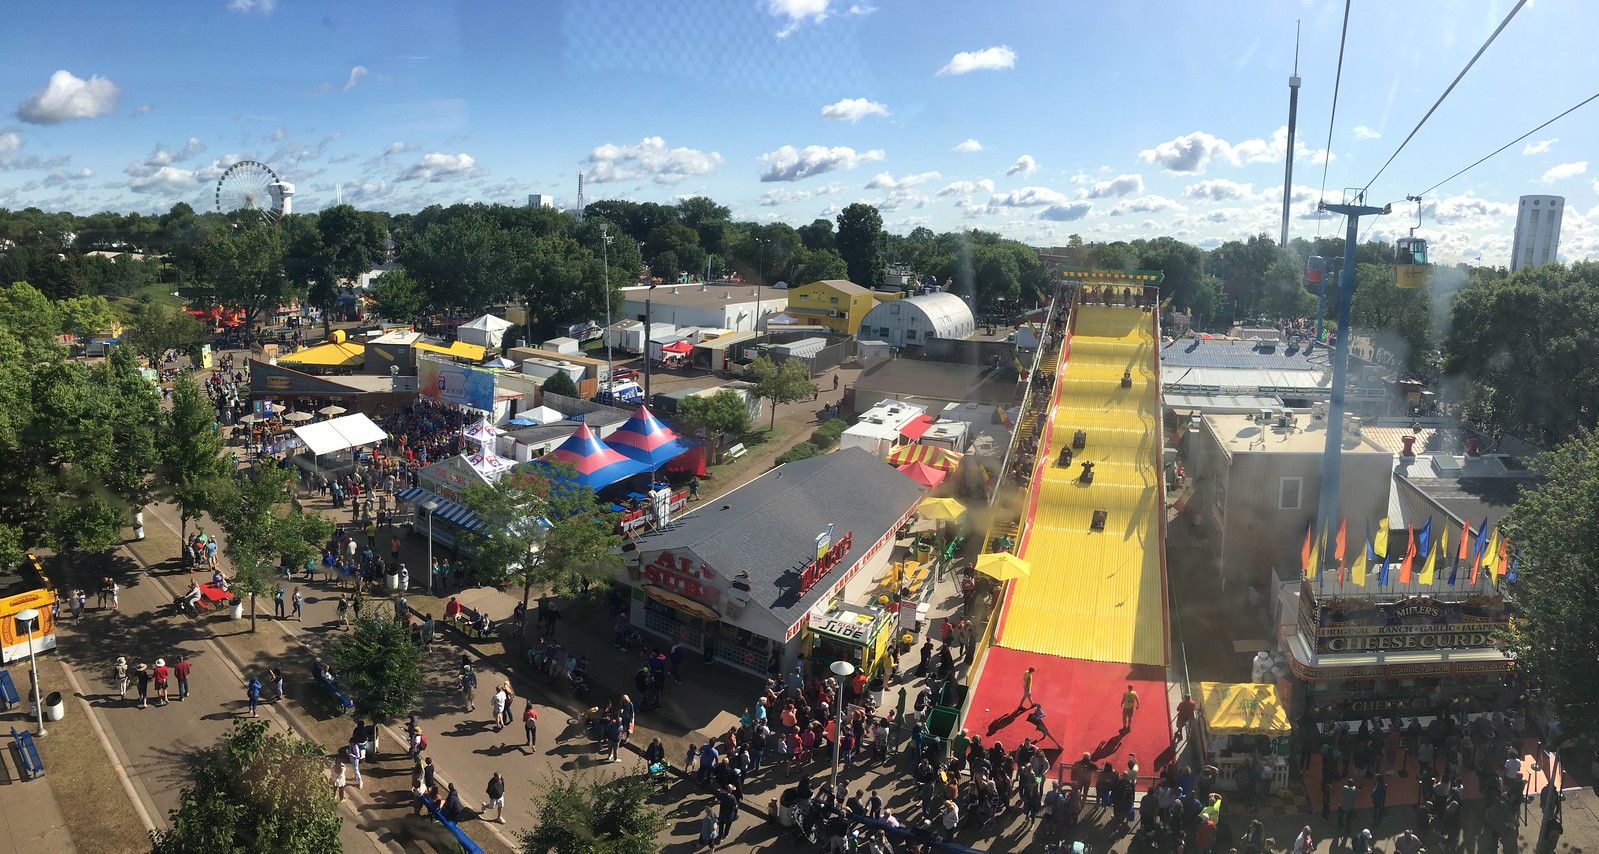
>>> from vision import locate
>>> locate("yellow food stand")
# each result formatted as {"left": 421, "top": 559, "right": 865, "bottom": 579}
{"left": 1195, "top": 681, "right": 1292, "bottom": 793}
{"left": 804, "top": 601, "right": 894, "bottom": 678}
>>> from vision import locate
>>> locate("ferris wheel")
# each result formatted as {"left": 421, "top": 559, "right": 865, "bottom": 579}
{"left": 215, "top": 160, "right": 290, "bottom": 224}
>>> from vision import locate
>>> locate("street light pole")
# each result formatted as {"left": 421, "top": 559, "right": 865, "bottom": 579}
{"left": 600, "top": 222, "right": 614, "bottom": 388}
{"left": 16, "top": 607, "right": 46, "bottom": 737}
{"left": 829, "top": 659, "right": 855, "bottom": 795}
{"left": 644, "top": 279, "right": 657, "bottom": 402}
{"left": 422, "top": 499, "right": 439, "bottom": 595}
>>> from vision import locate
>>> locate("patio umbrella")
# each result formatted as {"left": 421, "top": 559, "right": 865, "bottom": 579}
{"left": 317, "top": 405, "right": 347, "bottom": 416}
{"left": 282, "top": 411, "right": 314, "bottom": 423}
{"left": 974, "top": 552, "right": 1031, "bottom": 581}
{"left": 237, "top": 414, "right": 263, "bottom": 424}
{"left": 897, "top": 462, "right": 947, "bottom": 488}
{"left": 917, "top": 497, "right": 965, "bottom": 522}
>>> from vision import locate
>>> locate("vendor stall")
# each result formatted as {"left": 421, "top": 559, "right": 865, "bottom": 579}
{"left": 804, "top": 601, "right": 894, "bottom": 678}
{"left": 1195, "top": 681, "right": 1292, "bottom": 793}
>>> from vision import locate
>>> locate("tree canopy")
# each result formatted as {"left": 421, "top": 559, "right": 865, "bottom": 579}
{"left": 150, "top": 718, "right": 342, "bottom": 854}
{"left": 518, "top": 773, "right": 666, "bottom": 854}
{"left": 749, "top": 355, "right": 813, "bottom": 430}
{"left": 456, "top": 466, "right": 622, "bottom": 605}
{"left": 330, "top": 613, "right": 424, "bottom": 722}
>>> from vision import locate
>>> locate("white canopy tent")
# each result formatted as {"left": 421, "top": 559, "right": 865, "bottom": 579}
{"left": 457, "top": 314, "right": 517, "bottom": 350}
{"left": 292, "top": 413, "right": 389, "bottom": 457}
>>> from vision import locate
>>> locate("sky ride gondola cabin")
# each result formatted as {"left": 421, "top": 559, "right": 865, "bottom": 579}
{"left": 1394, "top": 237, "right": 1429, "bottom": 289}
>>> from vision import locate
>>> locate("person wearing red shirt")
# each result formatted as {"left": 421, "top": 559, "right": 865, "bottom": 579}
{"left": 153, "top": 658, "right": 171, "bottom": 706}
{"left": 174, "top": 654, "right": 192, "bottom": 702}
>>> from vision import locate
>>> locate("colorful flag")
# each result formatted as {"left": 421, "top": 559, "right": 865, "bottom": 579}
{"left": 996, "top": 407, "right": 1014, "bottom": 429}
{"left": 1334, "top": 519, "right": 1347, "bottom": 563}
{"left": 1485, "top": 528, "right": 1503, "bottom": 581}
{"left": 1158, "top": 294, "right": 1174, "bottom": 311}
{"left": 1308, "top": 523, "right": 1322, "bottom": 581}
{"left": 1399, "top": 525, "right": 1416, "bottom": 584}
{"left": 1350, "top": 530, "right": 1368, "bottom": 587}
{"left": 1498, "top": 534, "right": 1512, "bottom": 580}
{"left": 1416, "top": 518, "right": 1432, "bottom": 562}
{"left": 1470, "top": 519, "right": 1490, "bottom": 584}
{"left": 1373, "top": 518, "right": 1390, "bottom": 559}
{"left": 1420, "top": 526, "right": 1442, "bottom": 585}
{"left": 1508, "top": 549, "right": 1521, "bottom": 584}
{"left": 1300, "top": 519, "right": 1315, "bottom": 579}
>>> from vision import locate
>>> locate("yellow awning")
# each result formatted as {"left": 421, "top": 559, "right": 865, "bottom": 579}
{"left": 278, "top": 340, "right": 365, "bottom": 367}
{"left": 415, "top": 340, "right": 487, "bottom": 362}
{"left": 1196, "top": 682, "right": 1291, "bottom": 736}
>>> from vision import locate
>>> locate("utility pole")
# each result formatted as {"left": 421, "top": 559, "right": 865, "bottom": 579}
{"left": 1312, "top": 196, "right": 1389, "bottom": 584}
{"left": 600, "top": 222, "right": 613, "bottom": 387}
{"left": 1279, "top": 22, "right": 1302, "bottom": 249}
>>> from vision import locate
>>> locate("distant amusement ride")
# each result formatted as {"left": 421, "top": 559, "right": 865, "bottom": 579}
{"left": 215, "top": 160, "right": 294, "bottom": 224}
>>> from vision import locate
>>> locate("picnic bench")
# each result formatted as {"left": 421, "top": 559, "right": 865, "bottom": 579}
{"left": 311, "top": 664, "right": 355, "bottom": 715}
{"left": 0, "top": 671, "right": 19, "bottom": 711}
{"left": 10, "top": 727, "right": 43, "bottom": 780}
{"left": 723, "top": 442, "right": 747, "bottom": 461}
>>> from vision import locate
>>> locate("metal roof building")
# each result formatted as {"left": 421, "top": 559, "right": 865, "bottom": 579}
{"left": 857, "top": 292, "right": 975, "bottom": 348}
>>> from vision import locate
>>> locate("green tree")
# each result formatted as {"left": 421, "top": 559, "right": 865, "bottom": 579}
{"left": 203, "top": 223, "right": 291, "bottom": 333}
{"left": 835, "top": 203, "right": 885, "bottom": 290}
{"left": 215, "top": 467, "right": 332, "bottom": 632}
{"left": 0, "top": 281, "right": 65, "bottom": 363}
{"left": 1349, "top": 261, "right": 1435, "bottom": 376}
{"left": 1443, "top": 262, "right": 1599, "bottom": 443}
{"left": 367, "top": 269, "right": 427, "bottom": 323}
{"left": 749, "top": 355, "right": 813, "bottom": 431}
{"left": 1502, "top": 428, "right": 1599, "bottom": 746}
{"left": 798, "top": 218, "right": 837, "bottom": 253}
{"left": 518, "top": 773, "right": 667, "bottom": 854}
{"left": 456, "top": 466, "right": 621, "bottom": 606}
{"left": 123, "top": 304, "right": 210, "bottom": 366}
{"left": 158, "top": 374, "right": 234, "bottom": 555}
{"left": 399, "top": 208, "right": 518, "bottom": 311}
{"left": 56, "top": 294, "right": 117, "bottom": 338}
{"left": 541, "top": 371, "right": 579, "bottom": 400}
{"left": 150, "top": 718, "right": 342, "bottom": 854}
{"left": 329, "top": 613, "right": 424, "bottom": 723}
{"left": 792, "top": 248, "right": 849, "bottom": 285}
{"left": 674, "top": 389, "right": 750, "bottom": 438}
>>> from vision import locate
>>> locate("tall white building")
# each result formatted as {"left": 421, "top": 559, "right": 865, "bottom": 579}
{"left": 1511, "top": 195, "right": 1563, "bottom": 272}
{"left": 527, "top": 194, "right": 554, "bottom": 208}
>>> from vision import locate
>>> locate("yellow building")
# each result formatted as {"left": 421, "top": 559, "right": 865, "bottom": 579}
{"left": 784, "top": 279, "right": 891, "bottom": 335}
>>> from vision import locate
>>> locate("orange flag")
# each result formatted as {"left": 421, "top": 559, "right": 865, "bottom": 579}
{"left": 1399, "top": 526, "right": 1416, "bottom": 584}
{"left": 1497, "top": 534, "right": 1511, "bottom": 578}
{"left": 1334, "top": 519, "right": 1347, "bottom": 563}
{"left": 1300, "top": 519, "right": 1315, "bottom": 580}
{"left": 1457, "top": 518, "right": 1471, "bottom": 562}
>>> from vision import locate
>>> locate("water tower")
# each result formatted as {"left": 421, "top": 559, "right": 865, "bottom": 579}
{"left": 271, "top": 180, "right": 296, "bottom": 217}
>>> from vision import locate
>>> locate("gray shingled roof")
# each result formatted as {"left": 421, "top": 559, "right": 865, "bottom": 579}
{"left": 1161, "top": 338, "right": 1325, "bottom": 370}
{"left": 637, "top": 446, "right": 924, "bottom": 619}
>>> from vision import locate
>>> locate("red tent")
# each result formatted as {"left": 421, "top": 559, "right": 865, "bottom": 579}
{"left": 897, "top": 461, "right": 947, "bottom": 487}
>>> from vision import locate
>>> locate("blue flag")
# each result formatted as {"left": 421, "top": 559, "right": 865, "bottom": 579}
{"left": 1377, "top": 551, "right": 1392, "bottom": 586}
{"left": 1417, "top": 518, "right": 1432, "bottom": 559}
{"left": 1508, "top": 550, "right": 1521, "bottom": 584}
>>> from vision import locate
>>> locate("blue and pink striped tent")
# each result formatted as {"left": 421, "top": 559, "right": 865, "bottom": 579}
{"left": 606, "top": 406, "right": 702, "bottom": 471}
{"left": 528, "top": 423, "right": 649, "bottom": 491}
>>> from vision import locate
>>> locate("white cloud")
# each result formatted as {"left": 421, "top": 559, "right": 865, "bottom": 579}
{"left": 952, "top": 138, "right": 983, "bottom": 153}
{"left": 586, "top": 137, "right": 723, "bottom": 185}
{"left": 1541, "top": 161, "right": 1588, "bottom": 184}
{"left": 1353, "top": 126, "right": 1382, "bottom": 140}
{"left": 1040, "top": 202, "right": 1092, "bottom": 222}
{"left": 865, "top": 171, "right": 940, "bottom": 190}
{"left": 404, "top": 152, "right": 476, "bottom": 181}
{"left": 820, "top": 97, "right": 888, "bottom": 122}
{"left": 938, "top": 179, "right": 995, "bottom": 197}
{"left": 769, "top": 0, "right": 830, "bottom": 37}
{"left": 228, "top": 0, "right": 277, "bottom": 12}
{"left": 342, "top": 66, "right": 369, "bottom": 93}
{"left": 43, "top": 168, "right": 93, "bottom": 186}
{"left": 1183, "top": 179, "right": 1255, "bottom": 201}
{"left": 271, "top": 127, "right": 286, "bottom": 142}
{"left": 1421, "top": 193, "right": 1515, "bottom": 224}
{"left": 1085, "top": 173, "right": 1144, "bottom": 199}
{"left": 384, "top": 141, "right": 420, "bottom": 156}
{"left": 1138, "top": 126, "right": 1331, "bottom": 174}
{"left": 1523, "top": 138, "right": 1557, "bottom": 156}
{"left": 937, "top": 45, "right": 1017, "bottom": 76}
{"left": 1110, "top": 195, "right": 1184, "bottom": 216}
{"left": 17, "top": 70, "right": 120, "bottom": 124}
{"left": 0, "top": 133, "right": 18, "bottom": 157}
{"left": 135, "top": 104, "right": 153, "bottom": 114}
{"left": 758, "top": 144, "right": 883, "bottom": 182}
{"left": 1006, "top": 154, "right": 1037, "bottom": 177}
{"left": 128, "top": 166, "right": 200, "bottom": 194}
{"left": 989, "top": 186, "right": 1070, "bottom": 210}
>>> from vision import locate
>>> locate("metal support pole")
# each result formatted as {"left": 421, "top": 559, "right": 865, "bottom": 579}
{"left": 1313, "top": 200, "right": 1389, "bottom": 583}
{"left": 600, "top": 223, "right": 614, "bottom": 388}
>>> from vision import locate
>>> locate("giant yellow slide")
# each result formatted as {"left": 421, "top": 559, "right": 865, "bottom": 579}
{"left": 995, "top": 305, "right": 1168, "bottom": 666}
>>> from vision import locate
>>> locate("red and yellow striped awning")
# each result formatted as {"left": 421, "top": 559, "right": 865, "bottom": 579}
{"left": 885, "top": 444, "right": 963, "bottom": 471}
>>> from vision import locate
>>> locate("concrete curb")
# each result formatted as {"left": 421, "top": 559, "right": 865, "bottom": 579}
{"left": 57, "top": 660, "right": 160, "bottom": 836}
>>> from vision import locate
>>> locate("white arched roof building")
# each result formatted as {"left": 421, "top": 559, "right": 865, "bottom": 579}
{"left": 857, "top": 292, "right": 975, "bottom": 347}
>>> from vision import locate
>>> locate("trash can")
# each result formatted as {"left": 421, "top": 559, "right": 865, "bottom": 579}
{"left": 44, "top": 691, "right": 64, "bottom": 722}
{"left": 386, "top": 572, "right": 400, "bottom": 592}
{"left": 230, "top": 601, "right": 244, "bottom": 620}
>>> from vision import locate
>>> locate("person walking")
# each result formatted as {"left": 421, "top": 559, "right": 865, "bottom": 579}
{"left": 522, "top": 700, "right": 538, "bottom": 748}
{"left": 113, "top": 656, "right": 129, "bottom": 699}
{"left": 481, "top": 772, "right": 506, "bottom": 823}
{"left": 1121, "top": 684, "right": 1141, "bottom": 732}
{"left": 291, "top": 587, "right": 303, "bottom": 621}
{"left": 337, "top": 594, "right": 350, "bottom": 629}
{"left": 331, "top": 757, "right": 348, "bottom": 802}
{"left": 1370, "top": 773, "right": 1387, "bottom": 826}
{"left": 268, "top": 662, "right": 285, "bottom": 702}
{"left": 153, "top": 658, "right": 170, "bottom": 705}
{"left": 273, "top": 585, "right": 286, "bottom": 619}
{"left": 491, "top": 684, "right": 508, "bottom": 733}
{"left": 1337, "top": 779, "right": 1358, "bottom": 841}
{"left": 174, "top": 653, "right": 192, "bottom": 702}
{"left": 669, "top": 641, "right": 686, "bottom": 684}
{"left": 715, "top": 784, "right": 741, "bottom": 842}
{"left": 460, "top": 660, "right": 478, "bottom": 712}
{"left": 246, "top": 674, "right": 262, "bottom": 717}
{"left": 1018, "top": 666, "right": 1037, "bottom": 710}
{"left": 135, "top": 663, "right": 152, "bottom": 709}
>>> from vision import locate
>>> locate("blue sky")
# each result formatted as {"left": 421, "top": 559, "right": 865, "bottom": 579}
{"left": 4, "top": 0, "right": 1597, "bottom": 265}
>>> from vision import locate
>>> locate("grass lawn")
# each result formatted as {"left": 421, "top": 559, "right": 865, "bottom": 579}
{"left": 36, "top": 657, "right": 149, "bottom": 854}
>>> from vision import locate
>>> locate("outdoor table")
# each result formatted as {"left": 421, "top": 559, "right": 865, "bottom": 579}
{"left": 199, "top": 583, "right": 234, "bottom": 605}
{"left": 608, "top": 504, "right": 626, "bottom": 513}
{"left": 627, "top": 491, "right": 648, "bottom": 502}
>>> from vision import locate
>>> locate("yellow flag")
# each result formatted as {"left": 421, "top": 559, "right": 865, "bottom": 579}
{"left": 1306, "top": 523, "right": 1322, "bottom": 580}
{"left": 1350, "top": 537, "right": 1367, "bottom": 587}
{"left": 1372, "top": 518, "right": 1390, "bottom": 558}
{"left": 1419, "top": 527, "right": 1442, "bottom": 585}
{"left": 1484, "top": 528, "right": 1501, "bottom": 579}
